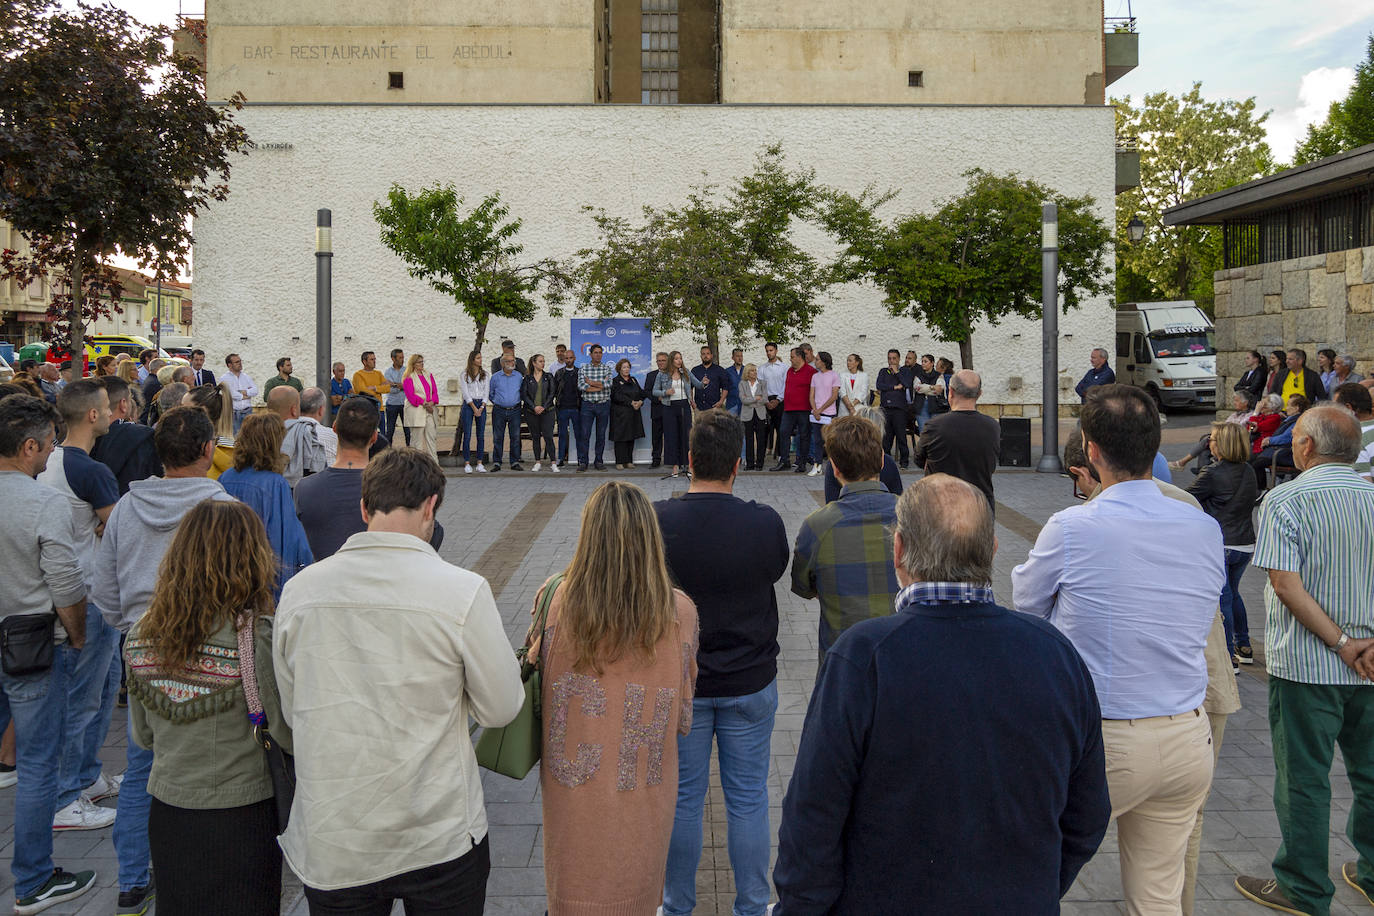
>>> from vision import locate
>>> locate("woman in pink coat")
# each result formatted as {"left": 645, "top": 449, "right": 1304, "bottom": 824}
{"left": 402, "top": 353, "right": 440, "bottom": 458}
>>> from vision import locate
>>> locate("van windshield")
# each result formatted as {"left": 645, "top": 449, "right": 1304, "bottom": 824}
{"left": 1148, "top": 329, "right": 1214, "bottom": 359}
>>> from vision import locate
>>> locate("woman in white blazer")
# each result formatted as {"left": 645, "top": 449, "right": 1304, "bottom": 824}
{"left": 839, "top": 354, "right": 869, "bottom": 416}
{"left": 738, "top": 363, "right": 770, "bottom": 470}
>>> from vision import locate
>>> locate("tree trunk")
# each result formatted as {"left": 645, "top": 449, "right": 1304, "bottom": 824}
{"left": 70, "top": 241, "right": 86, "bottom": 375}
{"left": 958, "top": 337, "right": 974, "bottom": 370}
{"left": 472, "top": 313, "right": 489, "bottom": 356}
{"left": 705, "top": 324, "right": 720, "bottom": 365}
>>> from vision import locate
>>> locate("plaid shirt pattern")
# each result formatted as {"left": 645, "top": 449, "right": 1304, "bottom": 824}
{"left": 790, "top": 480, "right": 901, "bottom": 655}
{"left": 578, "top": 361, "right": 613, "bottom": 403}
{"left": 895, "top": 580, "right": 995, "bottom": 612}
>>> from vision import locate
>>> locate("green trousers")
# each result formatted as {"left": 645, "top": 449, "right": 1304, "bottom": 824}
{"left": 1269, "top": 676, "right": 1374, "bottom": 916}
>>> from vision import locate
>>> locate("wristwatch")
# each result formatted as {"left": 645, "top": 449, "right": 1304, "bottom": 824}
{"left": 1332, "top": 631, "right": 1350, "bottom": 653}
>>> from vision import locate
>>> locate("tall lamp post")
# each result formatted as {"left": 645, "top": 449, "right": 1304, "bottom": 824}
{"left": 1036, "top": 202, "right": 1063, "bottom": 473}
{"left": 315, "top": 209, "right": 333, "bottom": 423}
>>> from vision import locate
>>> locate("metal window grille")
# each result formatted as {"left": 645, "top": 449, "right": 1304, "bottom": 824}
{"left": 641, "top": 0, "right": 679, "bottom": 104}
{"left": 1222, "top": 187, "right": 1372, "bottom": 268}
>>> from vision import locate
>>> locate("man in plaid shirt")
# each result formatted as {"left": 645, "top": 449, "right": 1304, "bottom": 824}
{"left": 576, "top": 344, "right": 613, "bottom": 471}
{"left": 790, "top": 416, "right": 900, "bottom": 663}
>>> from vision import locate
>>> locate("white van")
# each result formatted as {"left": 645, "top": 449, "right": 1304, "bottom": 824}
{"left": 1114, "top": 301, "right": 1217, "bottom": 409}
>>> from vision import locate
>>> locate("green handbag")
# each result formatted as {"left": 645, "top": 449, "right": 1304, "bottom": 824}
{"left": 473, "top": 573, "right": 562, "bottom": 779}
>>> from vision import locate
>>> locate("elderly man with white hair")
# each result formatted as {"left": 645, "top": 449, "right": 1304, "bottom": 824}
{"left": 1235, "top": 405, "right": 1374, "bottom": 915}
{"left": 1074, "top": 347, "right": 1116, "bottom": 402}
{"left": 1326, "top": 354, "right": 1364, "bottom": 396}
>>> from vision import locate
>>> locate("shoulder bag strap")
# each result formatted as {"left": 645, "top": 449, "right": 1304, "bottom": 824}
{"left": 523, "top": 573, "right": 565, "bottom": 668}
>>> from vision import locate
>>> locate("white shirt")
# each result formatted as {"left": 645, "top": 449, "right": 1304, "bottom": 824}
{"left": 838, "top": 371, "right": 868, "bottom": 414}
{"left": 273, "top": 532, "right": 525, "bottom": 890}
{"left": 460, "top": 372, "right": 490, "bottom": 404}
{"left": 1010, "top": 479, "right": 1224, "bottom": 719}
{"left": 223, "top": 369, "right": 258, "bottom": 410}
{"left": 757, "top": 359, "right": 788, "bottom": 399}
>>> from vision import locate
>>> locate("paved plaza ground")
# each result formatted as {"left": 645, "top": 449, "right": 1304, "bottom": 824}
{"left": 5, "top": 424, "right": 1369, "bottom": 914}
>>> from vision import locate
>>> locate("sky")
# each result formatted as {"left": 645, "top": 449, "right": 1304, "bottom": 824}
{"left": 1108, "top": 0, "right": 1372, "bottom": 161}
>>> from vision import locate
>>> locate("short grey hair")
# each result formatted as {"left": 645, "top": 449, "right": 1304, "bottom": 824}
{"left": 1264, "top": 393, "right": 1284, "bottom": 411}
{"left": 1297, "top": 405, "right": 1361, "bottom": 463}
{"left": 157, "top": 382, "right": 189, "bottom": 411}
{"left": 1091, "top": 347, "right": 1108, "bottom": 360}
{"left": 852, "top": 404, "right": 886, "bottom": 437}
{"left": 300, "top": 387, "right": 327, "bottom": 415}
{"left": 1337, "top": 354, "right": 1357, "bottom": 370}
{"left": 949, "top": 370, "right": 982, "bottom": 400}
{"left": 894, "top": 474, "right": 995, "bottom": 585}
{"left": 171, "top": 366, "right": 194, "bottom": 385}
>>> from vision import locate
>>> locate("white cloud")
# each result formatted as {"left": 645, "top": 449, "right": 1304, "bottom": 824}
{"left": 1266, "top": 66, "right": 1357, "bottom": 160}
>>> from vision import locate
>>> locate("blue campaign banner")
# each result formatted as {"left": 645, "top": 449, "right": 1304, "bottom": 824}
{"left": 570, "top": 318, "right": 654, "bottom": 380}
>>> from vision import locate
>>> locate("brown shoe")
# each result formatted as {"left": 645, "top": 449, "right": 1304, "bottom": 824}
{"left": 1345, "top": 862, "right": 1374, "bottom": 907}
{"left": 1235, "top": 875, "right": 1310, "bottom": 914}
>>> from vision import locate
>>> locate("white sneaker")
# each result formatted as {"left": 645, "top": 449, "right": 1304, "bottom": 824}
{"left": 464, "top": 463, "right": 473, "bottom": 474}
{"left": 551, "top": 462, "right": 560, "bottom": 473}
{"left": 807, "top": 463, "right": 822, "bottom": 477}
{"left": 53, "top": 797, "right": 116, "bottom": 831}
{"left": 0, "top": 764, "right": 15, "bottom": 789}
{"left": 84, "top": 772, "right": 122, "bottom": 802}
{"left": 476, "top": 463, "right": 487, "bottom": 473}
{"left": 532, "top": 462, "right": 542, "bottom": 472}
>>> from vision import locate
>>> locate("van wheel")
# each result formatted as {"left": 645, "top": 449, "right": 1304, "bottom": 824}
{"left": 1146, "top": 385, "right": 1165, "bottom": 413}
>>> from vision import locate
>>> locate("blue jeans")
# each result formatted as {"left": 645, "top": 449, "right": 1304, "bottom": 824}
{"left": 663, "top": 680, "right": 778, "bottom": 916}
{"left": 1220, "top": 548, "right": 1252, "bottom": 654}
{"left": 491, "top": 405, "right": 521, "bottom": 464}
{"left": 232, "top": 407, "right": 251, "bottom": 434}
{"left": 557, "top": 407, "right": 581, "bottom": 463}
{"left": 385, "top": 403, "right": 409, "bottom": 445}
{"left": 460, "top": 403, "right": 486, "bottom": 462}
{"left": 810, "top": 418, "right": 831, "bottom": 461}
{"left": 115, "top": 716, "right": 155, "bottom": 892}
{"left": 0, "top": 644, "right": 71, "bottom": 896}
{"left": 578, "top": 401, "right": 610, "bottom": 466}
{"left": 57, "top": 604, "right": 120, "bottom": 807}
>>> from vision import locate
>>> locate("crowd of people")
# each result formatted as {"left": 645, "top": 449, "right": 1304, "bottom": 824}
{"left": 1, "top": 332, "right": 1373, "bottom": 916}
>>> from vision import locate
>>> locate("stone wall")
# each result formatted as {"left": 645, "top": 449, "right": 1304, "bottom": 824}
{"left": 1213, "top": 247, "right": 1374, "bottom": 399}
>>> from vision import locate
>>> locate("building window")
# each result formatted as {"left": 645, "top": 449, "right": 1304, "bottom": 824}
{"left": 908, "top": 70, "right": 924, "bottom": 88}
{"left": 641, "top": 0, "right": 679, "bottom": 104}
{"left": 388, "top": 71, "right": 404, "bottom": 90}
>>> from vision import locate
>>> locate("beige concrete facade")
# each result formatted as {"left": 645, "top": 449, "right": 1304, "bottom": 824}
{"left": 1212, "top": 248, "right": 1374, "bottom": 398}
{"left": 201, "top": 0, "right": 1113, "bottom": 106}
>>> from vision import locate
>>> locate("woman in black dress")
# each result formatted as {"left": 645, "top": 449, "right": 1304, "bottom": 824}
{"left": 609, "top": 359, "right": 646, "bottom": 469}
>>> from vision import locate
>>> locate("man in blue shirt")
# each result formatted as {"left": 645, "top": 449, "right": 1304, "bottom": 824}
{"left": 691, "top": 347, "right": 730, "bottom": 412}
{"left": 1013, "top": 384, "right": 1223, "bottom": 914}
{"left": 775, "top": 473, "right": 1110, "bottom": 914}
{"left": 1074, "top": 348, "right": 1116, "bottom": 402}
{"left": 488, "top": 355, "right": 524, "bottom": 472}
{"left": 723, "top": 348, "right": 744, "bottom": 414}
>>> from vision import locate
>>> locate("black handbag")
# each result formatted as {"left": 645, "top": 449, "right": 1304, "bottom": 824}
{"left": 237, "top": 617, "right": 296, "bottom": 833}
{"left": 0, "top": 613, "right": 56, "bottom": 676}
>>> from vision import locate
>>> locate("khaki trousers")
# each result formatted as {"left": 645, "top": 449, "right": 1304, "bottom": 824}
{"left": 1181, "top": 713, "right": 1228, "bottom": 916}
{"left": 408, "top": 412, "right": 438, "bottom": 461}
{"left": 1104, "top": 709, "right": 1215, "bottom": 916}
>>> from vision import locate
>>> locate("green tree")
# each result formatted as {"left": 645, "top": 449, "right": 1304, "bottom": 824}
{"left": 562, "top": 145, "right": 890, "bottom": 358}
{"left": 0, "top": 0, "right": 250, "bottom": 356}
{"left": 830, "top": 169, "right": 1111, "bottom": 370}
{"left": 1113, "top": 83, "right": 1274, "bottom": 313}
{"left": 1294, "top": 34, "right": 1374, "bottom": 165}
{"left": 373, "top": 185, "right": 560, "bottom": 352}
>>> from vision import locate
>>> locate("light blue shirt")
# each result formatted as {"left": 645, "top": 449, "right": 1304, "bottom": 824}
{"left": 489, "top": 369, "right": 523, "bottom": 408}
{"left": 383, "top": 366, "right": 406, "bottom": 406}
{"left": 1010, "top": 479, "right": 1224, "bottom": 719}
{"left": 1151, "top": 452, "right": 1171, "bottom": 484}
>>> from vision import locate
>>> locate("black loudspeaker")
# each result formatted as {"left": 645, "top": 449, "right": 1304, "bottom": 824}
{"left": 999, "top": 417, "right": 1033, "bottom": 468}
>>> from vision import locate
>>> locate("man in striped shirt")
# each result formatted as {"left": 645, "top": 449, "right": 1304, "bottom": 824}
{"left": 1235, "top": 406, "right": 1374, "bottom": 915}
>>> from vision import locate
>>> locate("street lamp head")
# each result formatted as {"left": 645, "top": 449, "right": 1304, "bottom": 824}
{"left": 1126, "top": 216, "right": 1145, "bottom": 244}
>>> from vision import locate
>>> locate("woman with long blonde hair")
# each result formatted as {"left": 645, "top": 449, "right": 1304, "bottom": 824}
{"left": 182, "top": 381, "right": 236, "bottom": 479}
{"left": 535, "top": 481, "right": 698, "bottom": 915}
{"left": 216, "top": 413, "right": 313, "bottom": 593}
{"left": 116, "top": 359, "right": 140, "bottom": 386}
{"left": 402, "top": 352, "right": 440, "bottom": 459}
{"left": 124, "top": 499, "right": 291, "bottom": 915}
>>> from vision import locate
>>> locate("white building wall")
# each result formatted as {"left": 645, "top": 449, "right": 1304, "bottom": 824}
{"left": 193, "top": 104, "right": 1116, "bottom": 410}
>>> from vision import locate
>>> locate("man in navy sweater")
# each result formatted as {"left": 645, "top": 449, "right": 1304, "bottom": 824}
{"left": 774, "top": 473, "right": 1110, "bottom": 915}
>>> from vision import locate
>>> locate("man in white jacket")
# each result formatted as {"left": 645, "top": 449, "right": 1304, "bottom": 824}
{"left": 274, "top": 447, "right": 524, "bottom": 913}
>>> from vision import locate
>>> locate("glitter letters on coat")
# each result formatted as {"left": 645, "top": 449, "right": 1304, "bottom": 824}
{"left": 547, "top": 673, "right": 607, "bottom": 788}
{"left": 617, "top": 682, "right": 677, "bottom": 791}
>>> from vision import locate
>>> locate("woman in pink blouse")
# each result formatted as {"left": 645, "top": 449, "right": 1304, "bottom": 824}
{"left": 808, "top": 351, "right": 840, "bottom": 477}
{"left": 402, "top": 353, "right": 440, "bottom": 459}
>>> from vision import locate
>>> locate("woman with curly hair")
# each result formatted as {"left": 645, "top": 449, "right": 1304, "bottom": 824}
{"left": 124, "top": 499, "right": 292, "bottom": 915}
{"left": 217, "top": 413, "right": 313, "bottom": 593}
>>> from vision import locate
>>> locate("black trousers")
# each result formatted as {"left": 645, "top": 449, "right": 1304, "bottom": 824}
{"left": 882, "top": 406, "right": 910, "bottom": 464}
{"left": 305, "top": 836, "right": 490, "bottom": 916}
{"left": 745, "top": 415, "right": 768, "bottom": 468}
{"left": 148, "top": 796, "right": 281, "bottom": 916}
{"left": 778, "top": 409, "right": 811, "bottom": 466}
{"left": 765, "top": 400, "right": 784, "bottom": 456}
{"left": 525, "top": 409, "right": 555, "bottom": 460}
{"left": 649, "top": 411, "right": 663, "bottom": 463}
{"left": 662, "top": 401, "right": 692, "bottom": 466}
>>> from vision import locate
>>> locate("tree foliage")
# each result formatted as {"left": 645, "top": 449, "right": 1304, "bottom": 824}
{"left": 373, "top": 185, "right": 560, "bottom": 352}
{"left": 561, "top": 145, "right": 892, "bottom": 357}
{"left": 1112, "top": 83, "right": 1274, "bottom": 312}
{"left": 0, "top": 0, "right": 251, "bottom": 354}
{"left": 1294, "top": 34, "right": 1374, "bottom": 165}
{"left": 830, "top": 169, "right": 1111, "bottom": 369}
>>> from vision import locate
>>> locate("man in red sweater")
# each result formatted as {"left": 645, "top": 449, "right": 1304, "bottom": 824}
{"left": 771, "top": 348, "right": 818, "bottom": 473}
